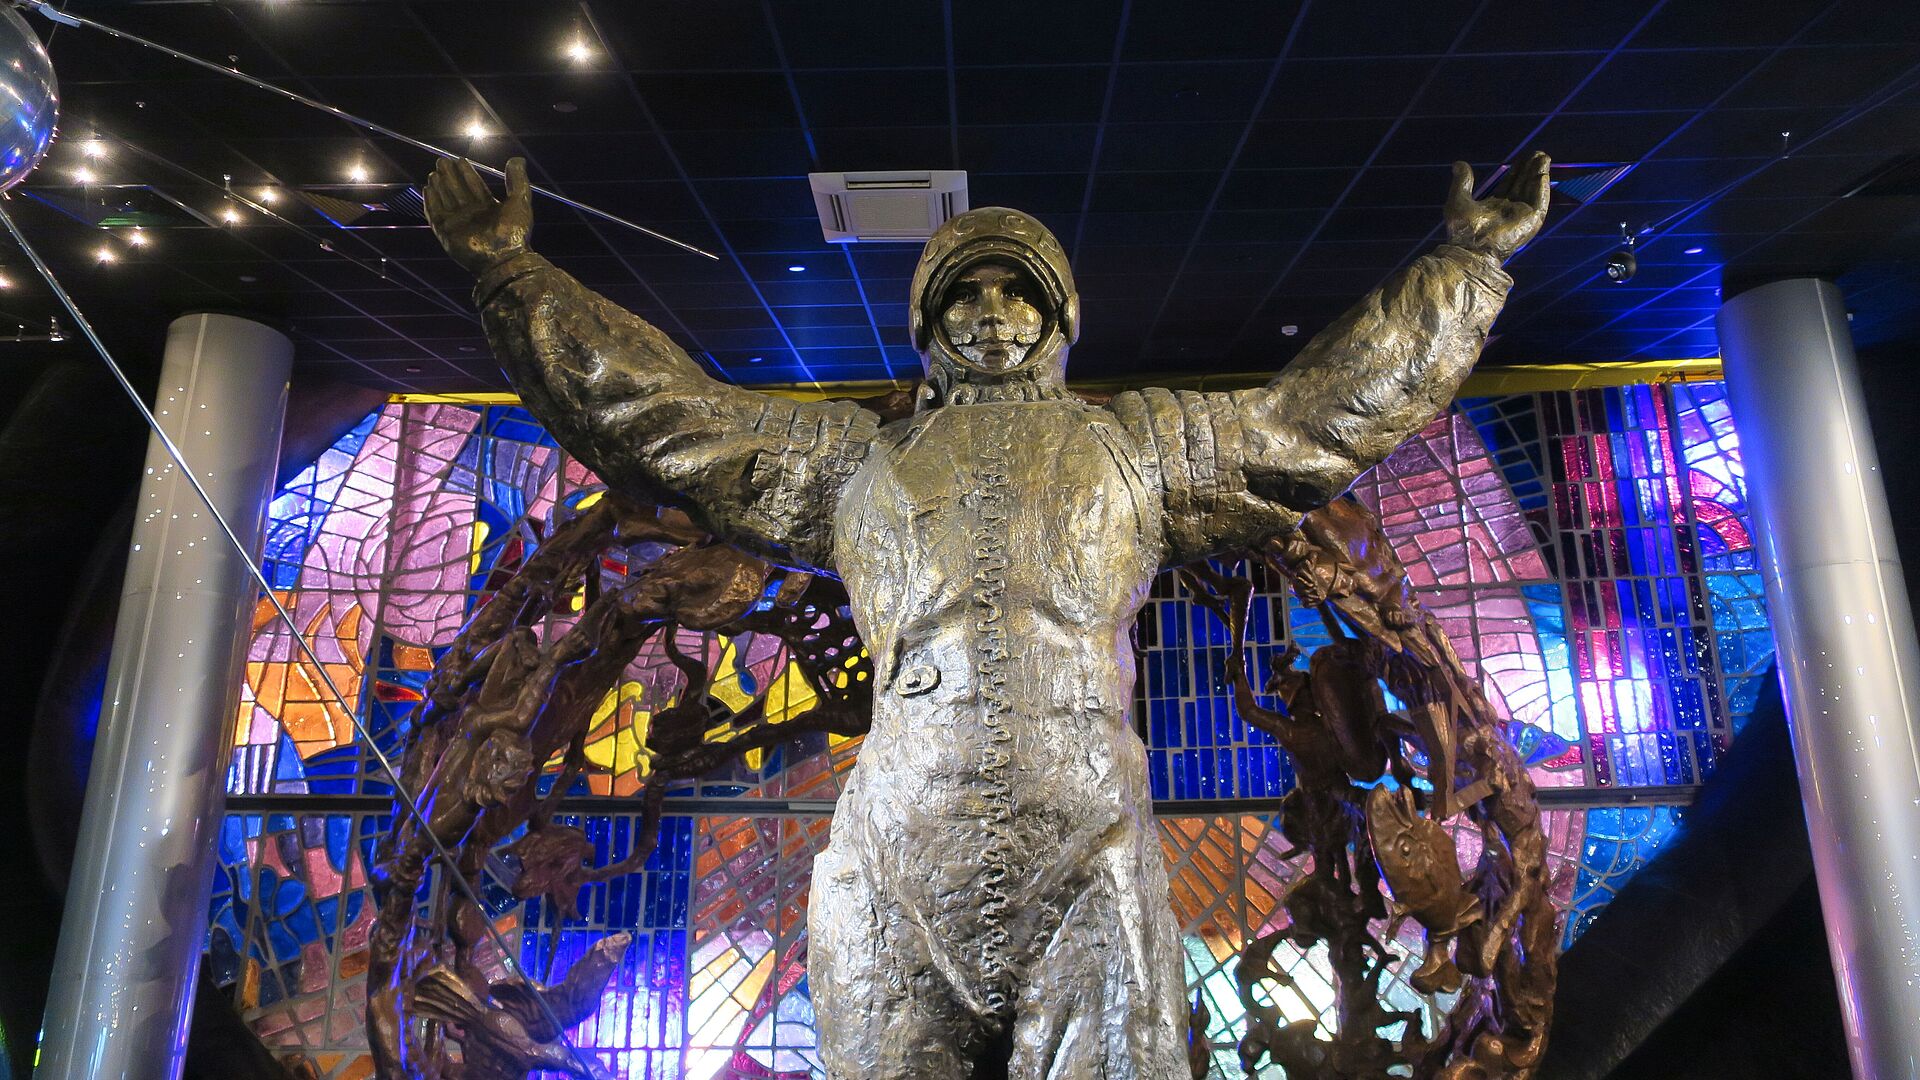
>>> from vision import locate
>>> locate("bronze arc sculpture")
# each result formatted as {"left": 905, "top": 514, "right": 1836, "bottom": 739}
{"left": 412, "top": 150, "right": 1552, "bottom": 1079}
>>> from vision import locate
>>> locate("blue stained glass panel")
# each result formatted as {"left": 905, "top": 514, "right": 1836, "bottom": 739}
{"left": 1564, "top": 805, "right": 1685, "bottom": 948}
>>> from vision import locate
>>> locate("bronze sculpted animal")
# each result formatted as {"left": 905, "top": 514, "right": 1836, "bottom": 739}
{"left": 1367, "top": 784, "right": 1485, "bottom": 994}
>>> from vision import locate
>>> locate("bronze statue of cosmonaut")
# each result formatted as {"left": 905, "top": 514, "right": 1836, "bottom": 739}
{"left": 424, "top": 150, "right": 1551, "bottom": 1079}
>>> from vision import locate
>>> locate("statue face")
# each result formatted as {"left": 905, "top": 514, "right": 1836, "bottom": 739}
{"left": 938, "top": 261, "right": 1048, "bottom": 376}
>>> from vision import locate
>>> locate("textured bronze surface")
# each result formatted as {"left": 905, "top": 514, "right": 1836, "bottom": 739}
{"left": 402, "top": 150, "right": 1553, "bottom": 1078}
{"left": 363, "top": 495, "right": 872, "bottom": 1077}
{"left": 1185, "top": 495, "right": 1560, "bottom": 1078}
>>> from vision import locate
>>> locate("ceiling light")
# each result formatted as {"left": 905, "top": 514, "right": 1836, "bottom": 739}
{"left": 72, "top": 165, "right": 96, "bottom": 183}
{"left": 463, "top": 118, "right": 490, "bottom": 140}
{"left": 80, "top": 137, "right": 107, "bottom": 158}
{"left": 95, "top": 246, "right": 116, "bottom": 265}
{"left": 221, "top": 204, "right": 242, "bottom": 225}
{"left": 0, "top": 273, "right": 11, "bottom": 290}
{"left": 1683, "top": 246, "right": 1704, "bottom": 255}
{"left": 258, "top": 187, "right": 279, "bottom": 204}
{"left": 347, "top": 162, "right": 370, "bottom": 183}
{"left": 566, "top": 38, "right": 594, "bottom": 64}
{"left": 747, "top": 356, "right": 765, "bottom": 364}
{"left": 126, "top": 228, "right": 148, "bottom": 247}
{"left": 786, "top": 264, "right": 806, "bottom": 273}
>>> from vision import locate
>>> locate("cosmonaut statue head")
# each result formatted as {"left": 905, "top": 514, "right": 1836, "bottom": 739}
{"left": 907, "top": 207, "right": 1080, "bottom": 406}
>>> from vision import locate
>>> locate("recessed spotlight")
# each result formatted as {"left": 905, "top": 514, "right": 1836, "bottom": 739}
{"left": 0, "top": 273, "right": 11, "bottom": 290}
{"left": 238, "top": 274, "right": 258, "bottom": 283}
{"left": 258, "top": 187, "right": 279, "bottom": 204}
{"left": 747, "top": 356, "right": 765, "bottom": 363}
{"left": 347, "top": 162, "right": 370, "bottom": 183}
{"left": 463, "top": 118, "right": 490, "bottom": 140}
{"left": 786, "top": 264, "right": 806, "bottom": 273}
{"left": 221, "top": 204, "right": 242, "bottom": 225}
{"left": 72, "top": 166, "right": 96, "bottom": 184}
{"left": 406, "top": 365, "right": 423, "bottom": 373}
{"left": 126, "top": 228, "right": 148, "bottom": 247}
{"left": 80, "top": 137, "right": 107, "bottom": 158}
{"left": 95, "top": 246, "right": 116, "bottom": 264}
{"left": 1280, "top": 324, "right": 1299, "bottom": 337}
{"left": 459, "top": 345, "right": 478, "bottom": 352}
{"left": 566, "top": 38, "right": 594, "bottom": 64}
{"left": 1683, "top": 246, "right": 1704, "bottom": 255}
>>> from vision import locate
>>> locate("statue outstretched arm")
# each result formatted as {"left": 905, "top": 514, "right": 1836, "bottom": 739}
{"left": 1114, "top": 154, "right": 1550, "bottom": 563}
{"left": 427, "top": 158, "right": 877, "bottom": 570}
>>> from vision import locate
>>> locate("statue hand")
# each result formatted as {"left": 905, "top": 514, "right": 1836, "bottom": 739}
{"left": 425, "top": 156, "right": 534, "bottom": 276}
{"left": 1443, "top": 151, "right": 1550, "bottom": 264}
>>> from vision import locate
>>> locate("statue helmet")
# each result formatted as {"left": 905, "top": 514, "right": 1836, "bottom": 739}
{"left": 908, "top": 207, "right": 1081, "bottom": 377}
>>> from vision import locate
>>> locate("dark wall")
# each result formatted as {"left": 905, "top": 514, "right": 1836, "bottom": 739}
{"left": 1857, "top": 339, "right": 1920, "bottom": 608}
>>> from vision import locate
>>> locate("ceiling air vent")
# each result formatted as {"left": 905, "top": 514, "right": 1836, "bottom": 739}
{"left": 810, "top": 170, "right": 968, "bottom": 243}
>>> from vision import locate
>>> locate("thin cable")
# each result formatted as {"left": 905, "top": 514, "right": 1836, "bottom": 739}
{"left": 15, "top": 0, "right": 719, "bottom": 261}
{"left": 0, "top": 201, "right": 603, "bottom": 1078}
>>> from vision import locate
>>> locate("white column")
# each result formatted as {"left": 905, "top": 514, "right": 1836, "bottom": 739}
{"left": 37, "top": 313, "right": 291, "bottom": 1080}
{"left": 1718, "top": 278, "right": 1920, "bottom": 1080}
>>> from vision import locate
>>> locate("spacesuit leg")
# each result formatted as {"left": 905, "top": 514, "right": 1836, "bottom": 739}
{"left": 808, "top": 843, "right": 979, "bottom": 1080}
{"left": 1006, "top": 836, "right": 1191, "bottom": 1079}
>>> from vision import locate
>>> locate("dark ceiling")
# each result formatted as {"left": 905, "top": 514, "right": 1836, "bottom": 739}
{"left": 5, "top": 0, "right": 1920, "bottom": 392}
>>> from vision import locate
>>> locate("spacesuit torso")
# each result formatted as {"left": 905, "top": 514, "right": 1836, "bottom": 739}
{"left": 831, "top": 398, "right": 1165, "bottom": 1000}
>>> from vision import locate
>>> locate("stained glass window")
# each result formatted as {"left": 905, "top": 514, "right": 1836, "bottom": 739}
{"left": 213, "top": 384, "right": 1768, "bottom": 1075}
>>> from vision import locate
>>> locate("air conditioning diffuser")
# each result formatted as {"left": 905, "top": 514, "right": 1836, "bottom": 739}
{"left": 810, "top": 170, "right": 969, "bottom": 243}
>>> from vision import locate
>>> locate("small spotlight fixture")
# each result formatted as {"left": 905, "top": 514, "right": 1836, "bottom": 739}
{"left": 463, "top": 118, "right": 490, "bottom": 140}
{"left": 221, "top": 204, "right": 243, "bottom": 225}
{"left": 0, "top": 272, "right": 11, "bottom": 290}
{"left": 786, "top": 264, "right": 806, "bottom": 273}
{"left": 258, "top": 187, "right": 279, "bottom": 204}
{"left": 1683, "top": 246, "right": 1704, "bottom": 255}
{"left": 72, "top": 165, "right": 96, "bottom": 184}
{"left": 566, "top": 38, "right": 594, "bottom": 64}
{"left": 95, "top": 245, "right": 116, "bottom": 265}
{"left": 747, "top": 355, "right": 765, "bottom": 364}
{"left": 127, "top": 228, "right": 148, "bottom": 247}
{"left": 80, "top": 137, "right": 107, "bottom": 158}
{"left": 1605, "top": 223, "right": 1638, "bottom": 284}
{"left": 347, "top": 162, "right": 370, "bottom": 184}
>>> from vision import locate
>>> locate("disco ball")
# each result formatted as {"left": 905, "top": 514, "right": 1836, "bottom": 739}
{"left": 0, "top": 6, "right": 57, "bottom": 193}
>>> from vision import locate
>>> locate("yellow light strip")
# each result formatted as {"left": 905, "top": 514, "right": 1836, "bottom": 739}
{"left": 391, "top": 357, "right": 1724, "bottom": 405}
